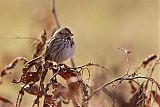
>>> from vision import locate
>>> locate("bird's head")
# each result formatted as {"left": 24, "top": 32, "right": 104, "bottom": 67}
{"left": 54, "top": 27, "right": 74, "bottom": 39}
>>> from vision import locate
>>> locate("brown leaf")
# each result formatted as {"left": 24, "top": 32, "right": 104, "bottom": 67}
{"left": 45, "top": 95, "right": 55, "bottom": 105}
{"left": 140, "top": 54, "right": 157, "bottom": 68}
{"left": 155, "top": 83, "right": 160, "bottom": 91}
{"left": 0, "top": 57, "right": 28, "bottom": 84}
{"left": 32, "top": 30, "right": 47, "bottom": 58}
{"left": 0, "top": 96, "right": 14, "bottom": 107}
{"left": 52, "top": 83, "right": 70, "bottom": 100}
{"left": 151, "top": 91, "right": 160, "bottom": 106}
{"left": 128, "top": 81, "right": 137, "bottom": 94}
{"left": 144, "top": 92, "right": 152, "bottom": 107}
{"left": 128, "top": 83, "right": 146, "bottom": 106}
{"left": 23, "top": 83, "right": 42, "bottom": 96}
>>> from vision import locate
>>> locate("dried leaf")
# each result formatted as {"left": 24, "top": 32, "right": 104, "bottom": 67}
{"left": 0, "top": 57, "right": 28, "bottom": 77}
{"left": 155, "top": 83, "right": 160, "bottom": 91}
{"left": 151, "top": 91, "right": 160, "bottom": 106}
{"left": 45, "top": 95, "right": 55, "bottom": 105}
{"left": 52, "top": 82, "right": 69, "bottom": 101}
{"left": 128, "top": 81, "right": 137, "bottom": 94}
{"left": 23, "top": 83, "right": 41, "bottom": 96}
{"left": 140, "top": 54, "right": 157, "bottom": 68}
{"left": 144, "top": 92, "right": 152, "bottom": 107}
{"left": 0, "top": 96, "right": 14, "bottom": 107}
{"left": 32, "top": 30, "right": 47, "bottom": 58}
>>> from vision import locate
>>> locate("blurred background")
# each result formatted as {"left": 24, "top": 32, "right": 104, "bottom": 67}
{"left": 0, "top": 0, "right": 159, "bottom": 107}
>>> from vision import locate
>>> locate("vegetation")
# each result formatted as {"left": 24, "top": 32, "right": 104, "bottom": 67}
{"left": 0, "top": 0, "right": 159, "bottom": 107}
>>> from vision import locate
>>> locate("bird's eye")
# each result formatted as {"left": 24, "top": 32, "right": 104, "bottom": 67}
{"left": 59, "top": 32, "right": 63, "bottom": 35}
{"left": 64, "top": 33, "right": 69, "bottom": 35}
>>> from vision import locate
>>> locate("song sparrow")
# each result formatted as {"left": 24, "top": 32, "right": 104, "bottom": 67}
{"left": 44, "top": 27, "right": 76, "bottom": 64}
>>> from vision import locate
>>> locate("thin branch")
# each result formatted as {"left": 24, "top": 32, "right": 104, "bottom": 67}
{"left": 51, "top": 0, "right": 60, "bottom": 28}
{"left": 51, "top": 0, "right": 76, "bottom": 67}
{"left": 119, "top": 48, "right": 131, "bottom": 75}
{"left": 86, "top": 75, "right": 159, "bottom": 102}
{"left": 71, "top": 58, "right": 76, "bottom": 67}
{"left": 0, "top": 36, "right": 41, "bottom": 41}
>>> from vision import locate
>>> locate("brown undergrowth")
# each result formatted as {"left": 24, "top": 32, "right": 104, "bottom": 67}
{"left": 0, "top": 0, "right": 160, "bottom": 107}
{"left": 0, "top": 31, "right": 160, "bottom": 107}
{"left": 0, "top": 30, "right": 108, "bottom": 107}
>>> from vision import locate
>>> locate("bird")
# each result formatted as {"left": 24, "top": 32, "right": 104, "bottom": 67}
{"left": 44, "top": 27, "right": 76, "bottom": 64}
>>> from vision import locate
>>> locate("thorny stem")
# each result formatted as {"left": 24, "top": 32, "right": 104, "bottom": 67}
{"left": 71, "top": 62, "right": 109, "bottom": 72}
{"left": 86, "top": 75, "right": 159, "bottom": 102}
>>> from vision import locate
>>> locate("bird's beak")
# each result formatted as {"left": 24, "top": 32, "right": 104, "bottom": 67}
{"left": 71, "top": 33, "right": 74, "bottom": 36}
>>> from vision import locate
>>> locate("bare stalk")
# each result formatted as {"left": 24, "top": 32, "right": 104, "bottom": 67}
{"left": 51, "top": 0, "right": 76, "bottom": 67}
